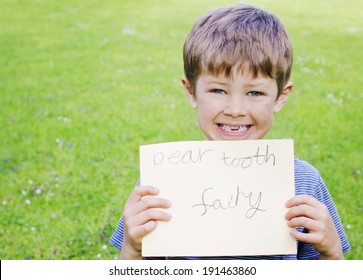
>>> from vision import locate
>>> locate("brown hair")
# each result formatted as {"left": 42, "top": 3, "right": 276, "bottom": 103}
{"left": 183, "top": 4, "right": 293, "bottom": 96}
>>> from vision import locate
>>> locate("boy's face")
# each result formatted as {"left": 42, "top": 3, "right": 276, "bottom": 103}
{"left": 183, "top": 71, "right": 292, "bottom": 141}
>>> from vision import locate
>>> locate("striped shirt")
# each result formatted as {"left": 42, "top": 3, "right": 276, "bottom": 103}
{"left": 109, "top": 156, "right": 351, "bottom": 259}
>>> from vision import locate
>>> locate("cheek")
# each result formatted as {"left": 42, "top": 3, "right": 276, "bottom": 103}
{"left": 198, "top": 99, "right": 221, "bottom": 116}
{"left": 252, "top": 104, "right": 275, "bottom": 122}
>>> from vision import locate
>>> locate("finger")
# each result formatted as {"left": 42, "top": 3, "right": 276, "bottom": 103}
{"left": 124, "top": 197, "right": 172, "bottom": 218}
{"left": 285, "top": 203, "right": 320, "bottom": 221}
{"left": 126, "top": 210, "right": 172, "bottom": 240}
{"left": 125, "top": 186, "right": 159, "bottom": 207}
{"left": 139, "top": 196, "right": 171, "bottom": 211}
{"left": 132, "top": 209, "right": 172, "bottom": 227}
{"left": 285, "top": 195, "right": 321, "bottom": 208}
{"left": 289, "top": 228, "right": 322, "bottom": 244}
{"left": 286, "top": 216, "right": 320, "bottom": 230}
{"left": 129, "top": 220, "right": 158, "bottom": 241}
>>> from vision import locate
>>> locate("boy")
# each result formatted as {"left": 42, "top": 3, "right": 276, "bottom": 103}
{"left": 110, "top": 3, "right": 350, "bottom": 260}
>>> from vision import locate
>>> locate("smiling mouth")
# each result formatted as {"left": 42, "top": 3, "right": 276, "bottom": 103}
{"left": 218, "top": 124, "right": 251, "bottom": 133}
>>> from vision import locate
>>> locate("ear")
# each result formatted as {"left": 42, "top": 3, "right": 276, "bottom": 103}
{"left": 274, "top": 81, "right": 293, "bottom": 113}
{"left": 181, "top": 76, "right": 198, "bottom": 109}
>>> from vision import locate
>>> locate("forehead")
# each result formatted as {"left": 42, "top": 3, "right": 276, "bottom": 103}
{"left": 198, "top": 68, "right": 277, "bottom": 86}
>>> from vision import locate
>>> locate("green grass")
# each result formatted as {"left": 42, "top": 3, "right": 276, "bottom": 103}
{"left": 1, "top": 0, "right": 362, "bottom": 259}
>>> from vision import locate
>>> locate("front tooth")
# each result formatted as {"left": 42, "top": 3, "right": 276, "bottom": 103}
{"left": 223, "top": 125, "right": 247, "bottom": 132}
{"left": 224, "top": 125, "right": 232, "bottom": 132}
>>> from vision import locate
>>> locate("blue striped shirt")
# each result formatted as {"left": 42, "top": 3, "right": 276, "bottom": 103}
{"left": 109, "top": 156, "right": 351, "bottom": 259}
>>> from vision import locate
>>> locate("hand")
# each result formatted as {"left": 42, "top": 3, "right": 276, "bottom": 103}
{"left": 285, "top": 195, "right": 343, "bottom": 260}
{"left": 120, "top": 186, "right": 172, "bottom": 259}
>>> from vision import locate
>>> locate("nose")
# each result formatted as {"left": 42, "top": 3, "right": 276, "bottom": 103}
{"left": 224, "top": 94, "right": 247, "bottom": 117}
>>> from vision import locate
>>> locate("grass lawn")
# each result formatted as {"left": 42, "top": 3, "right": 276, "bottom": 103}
{"left": 0, "top": 0, "right": 362, "bottom": 260}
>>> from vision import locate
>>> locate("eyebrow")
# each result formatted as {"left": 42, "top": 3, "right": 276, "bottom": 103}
{"left": 206, "top": 78, "right": 271, "bottom": 87}
{"left": 206, "top": 81, "right": 229, "bottom": 87}
{"left": 204, "top": 76, "right": 230, "bottom": 85}
{"left": 243, "top": 79, "right": 270, "bottom": 86}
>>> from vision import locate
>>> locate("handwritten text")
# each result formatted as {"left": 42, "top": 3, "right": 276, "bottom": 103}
{"left": 221, "top": 145, "right": 276, "bottom": 169}
{"left": 191, "top": 186, "right": 266, "bottom": 219}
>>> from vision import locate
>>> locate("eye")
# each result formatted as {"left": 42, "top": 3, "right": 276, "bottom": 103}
{"left": 211, "top": 88, "right": 227, "bottom": 95}
{"left": 247, "top": 91, "right": 262, "bottom": 97}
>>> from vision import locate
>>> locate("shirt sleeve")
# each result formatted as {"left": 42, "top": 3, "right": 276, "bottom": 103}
{"left": 109, "top": 216, "right": 125, "bottom": 250}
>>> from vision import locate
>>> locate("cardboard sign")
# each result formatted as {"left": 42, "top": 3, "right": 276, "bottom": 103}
{"left": 140, "top": 140, "right": 296, "bottom": 257}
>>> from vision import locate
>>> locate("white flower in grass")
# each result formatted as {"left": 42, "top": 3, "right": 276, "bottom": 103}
{"left": 326, "top": 93, "right": 343, "bottom": 105}
{"left": 348, "top": 27, "right": 359, "bottom": 33}
{"left": 63, "top": 117, "right": 72, "bottom": 123}
{"left": 25, "top": 199, "right": 31, "bottom": 205}
{"left": 28, "top": 180, "right": 34, "bottom": 185}
{"left": 102, "top": 244, "right": 107, "bottom": 250}
{"left": 35, "top": 188, "right": 42, "bottom": 194}
{"left": 122, "top": 26, "right": 136, "bottom": 35}
{"left": 346, "top": 224, "right": 352, "bottom": 230}
{"left": 56, "top": 138, "right": 64, "bottom": 148}
{"left": 326, "top": 93, "right": 334, "bottom": 99}
{"left": 96, "top": 253, "right": 102, "bottom": 258}
{"left": 21, "top": 190, "right": 27, "bottom": 196}
{"left": 2, "top": 200, "right": 7, "bottom": 205}
{"left": 99, "top": 38, "right": 109, "bottom": 46}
